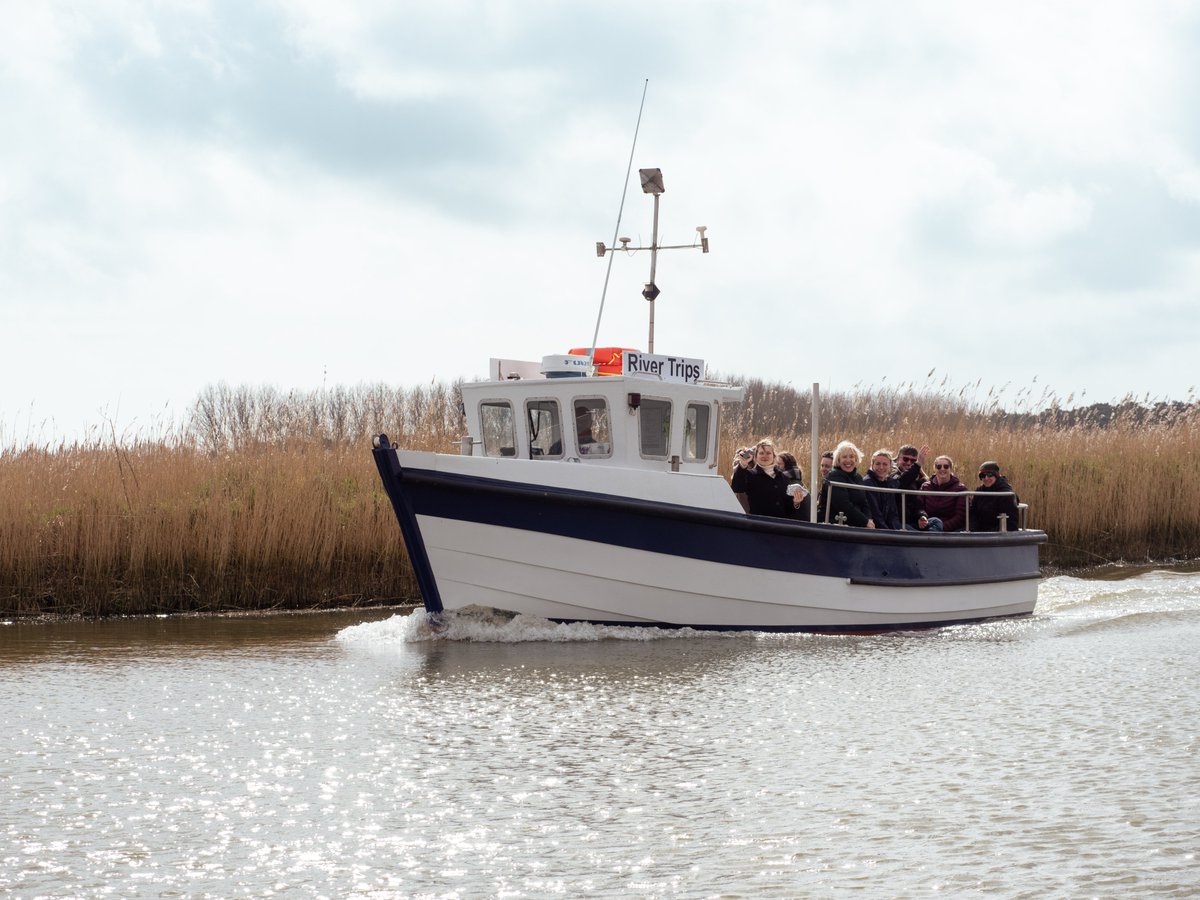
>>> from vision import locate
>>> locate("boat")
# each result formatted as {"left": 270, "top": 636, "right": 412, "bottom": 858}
{"left": 371, "top": 170, "right": 1045, "bottom": 633}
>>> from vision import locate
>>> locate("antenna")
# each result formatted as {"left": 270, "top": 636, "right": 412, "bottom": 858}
{"left": 587, "top": 80, "right": 649, "bottom": 372}
{"left": 595, "top": 170, "right": 710, "bottom": 353}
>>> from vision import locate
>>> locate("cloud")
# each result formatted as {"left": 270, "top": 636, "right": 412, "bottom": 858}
{"left": 3, "top": 0, "right": 1200, "bottom": 442}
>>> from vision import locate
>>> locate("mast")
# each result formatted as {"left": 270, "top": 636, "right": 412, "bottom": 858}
{"left": 595, "top": 168, "right": 709, "bottom": 354}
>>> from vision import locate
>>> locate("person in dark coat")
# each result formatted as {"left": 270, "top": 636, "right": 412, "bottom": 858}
{"left": 819, "top": 451, "right": 835, "bottom": 484}
{"left": 920, "top": 454, "right": 968, "bottom": 532}
{"left": 863, "top": 449, "right": 902, "bottom": 529}
{"left": 894, "top": 443, "right": 942, "bottom": 531}
{"left": 971, "top": 460, "right": 1021, "bottom": 531}
{"left": 817, "top": 440, "right": 874, "bottom": 527}
{"left": 777, "top": 452, "right": 812, "bottom": 521}
{"left": 731, "top": 439, "right": 808, "bottom": 520}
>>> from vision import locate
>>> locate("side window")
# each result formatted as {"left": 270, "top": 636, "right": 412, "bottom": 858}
{"left": 526, "top": 400, "right": 563, "bottom": 459}
{"left": 639, "top": 398, "right": 671, "bottom": 459}
{"left": 480, "top": 401, "right": 516, "bottom": 457}
{"left": 573, "top": 398, "right": 612, "bottom": 458}
{"left": 683, "top": 403, "right": 711, "bottom": 462}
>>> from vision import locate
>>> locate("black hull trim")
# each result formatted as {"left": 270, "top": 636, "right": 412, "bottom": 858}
{"left": 372, "top": 438, "right": 444, "bottom": 613}
{"left": 849, "top": 572, "right": 1042, "bottom": 588}
{"left": 539, "top": 610, "right": 1035, "bottom": 635}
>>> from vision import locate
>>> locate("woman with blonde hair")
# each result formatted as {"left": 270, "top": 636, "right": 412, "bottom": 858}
{"left": 816, "top": 440, "right": 874, "bottom": 527}
{"left": 730, "top": 438, "right": 808, "bottom": 519}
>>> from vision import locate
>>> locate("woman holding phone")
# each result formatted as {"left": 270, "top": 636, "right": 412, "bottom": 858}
{"left": 730, "top": 439, "right": 809, "bottom": 519}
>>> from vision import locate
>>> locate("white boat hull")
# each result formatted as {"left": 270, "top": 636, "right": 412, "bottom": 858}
{"left": 373, "top": 448, "right": 1044, "bottom": 633}
{"left": 420, "top": 516, "right": 1037, "bottom": 630}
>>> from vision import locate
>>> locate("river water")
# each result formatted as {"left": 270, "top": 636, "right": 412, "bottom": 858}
{"left": 2, "top": 569, "right": 1197, "bottom": 898}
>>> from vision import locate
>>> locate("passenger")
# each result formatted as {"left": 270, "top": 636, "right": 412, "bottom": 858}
{"left": 777, "top": 452, "right": 812, "bottom": 520}
{"left": 817, "top": 440, "right": 874, "bottom": 527}
{"left": 971, "top": 461, "right": 1021, "bottom": 532}
{"left": 730, "top": 439, "right": 807, "bottom": 519}
{"left": 895, "top": 443, "right": 942, "bottom": 531}
{"left": 819, "top": 451, "right": 835, "bottom": 483}
{"left": 920, "top": 455, "right": 968, "bottom": 532}
{"left": 863, "top": 449, "right": 902, "bottom": 530}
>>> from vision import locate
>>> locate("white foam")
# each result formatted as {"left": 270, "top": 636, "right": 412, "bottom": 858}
{"left": 336, "top": 605, "right": 736, "bottom": 645}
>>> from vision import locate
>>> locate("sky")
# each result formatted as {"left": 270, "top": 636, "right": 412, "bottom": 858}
{"left": 3, "top": 1, "right": 1200, "bottom": 443}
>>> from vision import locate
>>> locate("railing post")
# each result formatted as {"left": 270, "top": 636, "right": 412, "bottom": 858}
{"left": 810, "top": 382, "right": 820, "bottom": 524}
{"left": 999, "top": 513, "right": 1008, "bottom": 533}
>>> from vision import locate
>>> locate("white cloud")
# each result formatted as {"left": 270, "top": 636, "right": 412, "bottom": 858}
{"left": 2, "top": 0, "right": 1200, "bottom": 442}
{"left": 971, "top": 183, "right": 1094, "bottom": 249}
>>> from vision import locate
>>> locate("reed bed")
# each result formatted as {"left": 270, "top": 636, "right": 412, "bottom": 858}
{"left": 2, "top": 379, "right": 1198, "bottom": 617}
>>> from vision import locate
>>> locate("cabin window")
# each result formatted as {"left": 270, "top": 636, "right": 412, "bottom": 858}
{"left": 573, "top": 398, "right": 612, "bottom": 458}
{"left": 480, "top": 401, "right": 516, "bottom": 458}
{"left": 638, "top": 398, "right": 672, "bottom": 459}
{"left": 683, "top": 403, "right": 711, "bottom": 462}
{"left": 526, "top": 399, "right": 563, "bottom": 459}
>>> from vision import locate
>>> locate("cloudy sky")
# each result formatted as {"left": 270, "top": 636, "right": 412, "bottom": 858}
{"left": 4, "top": 1, "right": 1199, "bottom": 442}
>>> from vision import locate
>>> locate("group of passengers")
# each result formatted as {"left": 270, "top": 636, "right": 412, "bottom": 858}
{"left": 731, "top": 439, "right": 1021, "bottom": 532}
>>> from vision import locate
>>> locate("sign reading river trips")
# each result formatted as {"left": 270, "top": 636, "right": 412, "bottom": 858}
{"left": 622, "top": 351, "right": 704, "bottom": 384}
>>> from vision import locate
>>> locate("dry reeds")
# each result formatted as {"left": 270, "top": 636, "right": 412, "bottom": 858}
{"left": 0, "top": 383, "right": 464, "bottom": 617}
{"left": 2, "top": 378, "right": 1198, "bottom": 617}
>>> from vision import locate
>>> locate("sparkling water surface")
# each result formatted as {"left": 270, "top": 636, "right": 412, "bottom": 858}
{"left": 2, "top": 570, "right": 1198, "bottom": 898}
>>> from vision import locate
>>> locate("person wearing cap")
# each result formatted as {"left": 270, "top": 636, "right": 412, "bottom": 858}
{"left": 895, "top": 443, "right": 942, "bottom": 531}
{"left": 971, "top": 461, "right": 1021, "bottom": 532}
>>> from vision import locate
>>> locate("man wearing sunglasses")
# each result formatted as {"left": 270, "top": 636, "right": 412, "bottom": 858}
{"left": 971, "top": 461, "right": 1021, "bottom": 532}
{"left": 895, "top": 443, "right": 942, "bottom": 531}
{"left": 919, "top": 455, "right": 968, "bottom": 532}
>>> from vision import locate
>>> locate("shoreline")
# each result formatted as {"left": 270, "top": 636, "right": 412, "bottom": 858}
{"left": 1, "top": 600, "right": 419, "bottom": 627}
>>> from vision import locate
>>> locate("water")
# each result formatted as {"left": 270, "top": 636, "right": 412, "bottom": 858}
{"left": 2, "top": 571, "right": 1197, "bottom": 898}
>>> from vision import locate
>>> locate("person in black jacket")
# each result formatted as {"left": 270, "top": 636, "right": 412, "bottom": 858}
{"left": 971, "top": 460, "right": 1021, "bottom": 531}
{"left": 730, "top": 439, "right": 808, "bottom": 520}
{"left": 819, "top": 451, "right": 835, "bottom": 483}
{"left": 817, "top": 440, "right": 874, "bottom": 527}
{"left": 777, "top": 452, "right": 813, "bottom": 521}
{"left": 863, "top": 449, "right": 902, "bottom": 529}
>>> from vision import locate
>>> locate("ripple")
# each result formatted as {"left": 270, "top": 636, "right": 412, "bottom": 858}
{"left": 3, "top": 575, "right": 1199, "bottom": 895}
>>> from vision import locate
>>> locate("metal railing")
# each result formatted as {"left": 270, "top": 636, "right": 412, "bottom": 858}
{"left": 820, "top": 480, "right": 1026, "bottom": 531}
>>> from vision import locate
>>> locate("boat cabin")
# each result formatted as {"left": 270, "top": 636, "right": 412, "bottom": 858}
{"left": 460, "top": 350, "right": 744, "bottom": 473}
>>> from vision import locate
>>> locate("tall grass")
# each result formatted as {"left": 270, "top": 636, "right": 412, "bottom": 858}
{"left": 2, "top": 378, "right": 1197, "bottom": 616}
{"left": 0, "top": 383, "right": 463, "bottom": 617}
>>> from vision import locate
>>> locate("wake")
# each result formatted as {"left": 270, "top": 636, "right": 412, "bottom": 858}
{"left": 336, "top": 604, "right": 736, "bottom": 645}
